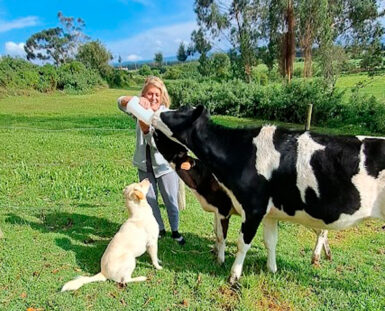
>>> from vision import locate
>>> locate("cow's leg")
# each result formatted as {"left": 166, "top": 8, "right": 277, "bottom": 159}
{"left": 213, "top": 213, "right": 222, "bottom": 261}
{"left": 311, "top": 229, "right": 330, "bottom": 265}
{"left": 229, "top": 213, "right": 263, "bottom": 284}
{"left": 322, "top": 230, "right": 332, "bottom": 261}
{"left": 263, "top": 218, "right": 278, "bottom": 273}
{"left": 214, "top": 213, "right": 230, "bottom": 264}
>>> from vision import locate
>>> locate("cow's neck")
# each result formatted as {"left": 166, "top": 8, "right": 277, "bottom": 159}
{"left": 190, "top": 121, "right": 240, "bottom": 177}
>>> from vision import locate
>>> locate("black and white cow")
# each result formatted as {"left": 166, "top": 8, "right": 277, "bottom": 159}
{"left": 153, "top": 129, "right": 331, "bottom": 266}
{"left": 152, "top": 105, "right": 385, "bottom": 283}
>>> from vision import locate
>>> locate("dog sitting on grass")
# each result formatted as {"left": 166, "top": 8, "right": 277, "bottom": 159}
{"left": 61, "top": 179, "right": 162, "bottom": 291}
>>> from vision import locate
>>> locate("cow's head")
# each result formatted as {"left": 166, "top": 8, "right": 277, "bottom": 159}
{"left": 152, "top": 105, "right": 209, "bottom": 146}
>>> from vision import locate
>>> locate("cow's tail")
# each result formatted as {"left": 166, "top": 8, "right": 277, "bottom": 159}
{"left": 61, "top": 272, "right": 107, "bottom": 292}
{"left": 178, "top": 178, "right": 186, "bottom": 210}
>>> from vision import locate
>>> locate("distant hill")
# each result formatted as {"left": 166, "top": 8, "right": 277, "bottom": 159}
{"left": 113, "top": 55, "right": 179, "bottom": 68}
{"left": 112, "top": 55, "right": 200, "bottom": 68}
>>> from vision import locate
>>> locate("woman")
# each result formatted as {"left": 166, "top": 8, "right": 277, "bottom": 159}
{"left": 118, "top": 76, "right": 185, "bottom": 245}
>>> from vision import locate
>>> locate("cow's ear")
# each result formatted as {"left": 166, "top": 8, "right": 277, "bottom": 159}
{"left": 192, "top": 105, "right": 208, "bottom": 122}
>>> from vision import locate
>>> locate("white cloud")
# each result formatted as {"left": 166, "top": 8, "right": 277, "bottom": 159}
{"left": 126, "top": 54, "right": 142, "bottom": 61}
{"left": 4, "top": 41, "right": 26, "bottom": 57}
{"left": 107, "top": 21, "right": 197, "bottom": 61}
{"left": 0, "top": 16, "right": 39, "bottom": 33}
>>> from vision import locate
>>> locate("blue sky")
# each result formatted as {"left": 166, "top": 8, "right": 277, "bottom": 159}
{"left": 0, "top": 0, "right": 198, "bottom": 62}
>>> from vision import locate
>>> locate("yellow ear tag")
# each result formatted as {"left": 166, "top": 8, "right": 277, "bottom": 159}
{"left": 134, "top": 190, "right": 145, "bottom": 200}
{"left": 181, "top": 162, "right": 191, "bottom": 170}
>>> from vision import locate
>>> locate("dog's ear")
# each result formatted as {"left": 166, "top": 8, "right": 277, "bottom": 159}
{"left": 131, "top": 189, "right": 145, "bottom": 201}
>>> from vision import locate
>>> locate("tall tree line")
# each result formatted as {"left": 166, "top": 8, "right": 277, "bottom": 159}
{"left": 191, "top": 0, "right": 384, "bottom": 82}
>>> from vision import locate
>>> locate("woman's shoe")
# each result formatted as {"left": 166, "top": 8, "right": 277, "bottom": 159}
{"left": 171, "top": 231, "right": 185, "bottom": 245}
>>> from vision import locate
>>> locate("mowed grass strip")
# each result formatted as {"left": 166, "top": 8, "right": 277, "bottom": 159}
{"left": 0, "top": 89, "right": 384, "bottom": 310}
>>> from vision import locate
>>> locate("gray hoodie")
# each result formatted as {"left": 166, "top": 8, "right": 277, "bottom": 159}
{"left": 118, "top": 99, "right": 173, "bottom": 178}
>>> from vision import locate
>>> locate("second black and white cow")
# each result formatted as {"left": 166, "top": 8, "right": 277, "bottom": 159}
{"left": 153, "top": 129, "right": 331, "bottom": 267}
{"left": 153, "top": 105, "right": 385, "bottom": 283}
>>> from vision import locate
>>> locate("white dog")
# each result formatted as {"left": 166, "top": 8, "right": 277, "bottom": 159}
{"left": 61, "top": 179, "right": 162, "bottom": 291}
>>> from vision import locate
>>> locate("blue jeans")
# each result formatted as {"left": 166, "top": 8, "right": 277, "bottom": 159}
{"left": 138, "top": 170, "right": 179, "bottom": 232}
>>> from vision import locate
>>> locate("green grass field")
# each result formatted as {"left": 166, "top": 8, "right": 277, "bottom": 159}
{"left": 336, "top": 73, "right": 385, "bottom": 104}
{"left": 0, "top": 89, "right": 384, "bottom": 310}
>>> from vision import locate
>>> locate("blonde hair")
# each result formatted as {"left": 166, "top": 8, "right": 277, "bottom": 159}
{"left": 141, "top": 76, "right": 171, "bottom": 108}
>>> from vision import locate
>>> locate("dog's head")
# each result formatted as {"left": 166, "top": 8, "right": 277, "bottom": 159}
{"left": 123, "top": 179, "right": 150, "bottom": 203}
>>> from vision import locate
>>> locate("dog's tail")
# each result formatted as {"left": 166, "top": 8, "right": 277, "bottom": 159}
{"left": 61, "top": 272, "right": 107, "bottom": 292}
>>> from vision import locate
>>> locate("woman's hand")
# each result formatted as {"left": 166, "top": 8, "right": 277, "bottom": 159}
{"left": 139, "top": 97, "right": 151, "bottom": 109}
{"left": 119, "top": 96, "right": 132, "bottom": 107}
{"left": 139, "top": 120, "right": 150, "bottom": 134}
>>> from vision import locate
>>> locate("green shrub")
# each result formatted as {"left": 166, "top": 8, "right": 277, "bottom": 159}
{"left": 163, "top": 67, "right": 183, "bottom": 80}
{"left": 57, "top": 61, "right": 105, "bottom": 93}
{"left": 293, "top": 66, "right": 303, "bottom": 78}
{"left": 251, "top": 67, "right": 269, "bottom": 85}
{"left": 37, "top": 64, "right": 58, "bottom": 92}
{"left": 0, "top": 56, "right": 39, "bottom": 90}
{"left": 210, "top": 53, "right": 231, "bottom": 80}
{"left": 166, "top": 78, "right": 385, "bottom": 132}
{"left": 138, "top": 64, "right": 152, "bottom": 76}
{"left": 0, "top": 56, "right": 106, "bottom": 95}
{"left": 341, "top": 90, "right": 385, "bottom": 132}
{"left": 106, "top": 69, "right": 133, "bottom": 88}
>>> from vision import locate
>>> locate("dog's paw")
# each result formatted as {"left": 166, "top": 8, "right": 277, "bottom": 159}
{"left": 154, "top": 264, "right": 163, "bottom": 270}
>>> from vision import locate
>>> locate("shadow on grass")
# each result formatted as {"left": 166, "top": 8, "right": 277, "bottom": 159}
{"left": 5, "top": 211, "right": 232, "bottom": 278}
{"left": 6, "top": 212, "right": 119, "bottom": 273}
{"left": 5, "top": 211, "right": 380, "bottom": 295}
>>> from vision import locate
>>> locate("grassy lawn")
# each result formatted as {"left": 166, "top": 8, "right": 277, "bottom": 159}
{"left": 0, "top": 89, "right": 384, "bottom": 310}
{"left": 336, "top": 73, "right": 385, "bottom": 104}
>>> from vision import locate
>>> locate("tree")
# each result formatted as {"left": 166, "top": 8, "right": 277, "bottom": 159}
{"left": 210, "top": 53, "right": 231, "bottom": 80}
{"left": 24, "top": 27, "right": 69, "bottom": 65}
{"left": 296, "top": 0, "right": 322, "bottom": 77}
{"left": 24, "top": 12, "right": 89, "bottom": 65}
{"left": 297, "top": 0, "right": 382, "bottom": 79}
{"left": 57, "top": 11, "right": 89, "bottom": 58}
{"left": 359, "top": 23, "right": 384, "bottom": 74}
{"left": 76, "top": 40, "right": 112, "bottom": 78}
{"left": 154, "top": 52, "right": 163, "bottom": 68}
{"left": 190, "top": 28, "right": 212, "bottom": 76}
{"left": 281, "top": 0, "right": 295, "bottom": 81}
{"left": 194, "top": 0, "right": 259, "bottom": 82}
{"left": 316, "top": 0, "right": 382, "bottom": 85}
{"left": 260, "top": 0, "right": 296, "bottom": 81}
{"left": 177, "top": 42, "right": 188, "bottom": 62}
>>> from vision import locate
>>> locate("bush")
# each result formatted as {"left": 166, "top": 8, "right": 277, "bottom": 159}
{"left": 37, "top": 64, "right": 58, "bottom": 92}
{"left": 0, "top": 56, "right": 39, "bottom": 90}
{"left": 251, "top": 66, "right": 269, "bottom": 86}
{"left": 166, "top": 78, "right": 385, "bottom": 132}
{"left": 0, "top": 56, "right": 106, "bottom": 95}
{"left": 167, "top": 77, "right": 385, "bottom": 133}
{"left": 341, "top": 90, "right": 385, "bottom": 132}
{"left": 163, "top": 67, "right": 183, "bottom": 80}
{"left": 210, "top": 53, "right": 231, "bottom": 80}
{"left": 106, "top": 69, "right": 133, "bottom": 88}
{"left": 138, "top": 64, "right": 152, "bottom": 76}
{"left": 57, "top": 61, "right": 105, "bottom": 93}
